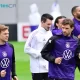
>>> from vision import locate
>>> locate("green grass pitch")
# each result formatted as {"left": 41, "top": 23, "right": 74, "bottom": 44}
{"left": 10, "top": 41, "right": 80, "bottom": 80}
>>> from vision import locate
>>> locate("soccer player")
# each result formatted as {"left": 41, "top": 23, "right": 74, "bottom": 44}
{"left": 41, "top": 18, "right": 80, "bottom": 80}
{"left": 24, "top": 13, "right": 53, "bottom": 80}
{"left": 71, "top": 6, "right": 80, "bottom": 39}
{"left": 0, "top": 25, "right": 18, "bottom": 80}
{"left": 52, "top": 16, "right": 66, "bottom": 36}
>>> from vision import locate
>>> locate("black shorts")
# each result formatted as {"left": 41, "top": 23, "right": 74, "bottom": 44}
{"left": 32, "top": 73, "right": 49, "bottom": 80}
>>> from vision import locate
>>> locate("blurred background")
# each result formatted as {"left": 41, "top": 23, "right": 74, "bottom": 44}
{"left": 0, "top": 0, "right": 80, "bottom": 80}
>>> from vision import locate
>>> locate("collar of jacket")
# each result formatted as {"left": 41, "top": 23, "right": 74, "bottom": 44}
{"left": 38, "top": 26, "right": 49, "bottom": 33}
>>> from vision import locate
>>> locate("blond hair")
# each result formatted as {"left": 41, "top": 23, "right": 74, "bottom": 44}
{"left": 0, "top": 24, "right": 9, "bottom": 33}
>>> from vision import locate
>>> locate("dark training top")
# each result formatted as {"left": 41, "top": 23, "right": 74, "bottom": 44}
{"left": 41, "top": 35, "right": 80, "bottom": 80}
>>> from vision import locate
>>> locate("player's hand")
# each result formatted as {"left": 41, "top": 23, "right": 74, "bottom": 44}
{"left": 0, "top": 70, "right": 6, "bottom": 77}
{"left": 13, "top": 76, "right": 18, "bottom": 80}
{"left": 78, "top": 53, "right": 80, "bottom": 59}
{"left": 55, "top": 57, "right": 62, "bottom": 64}
{"left": 78, "top": 35, "right": 80, "bottom": 39}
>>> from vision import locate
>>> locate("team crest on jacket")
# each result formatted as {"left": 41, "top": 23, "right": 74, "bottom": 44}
{"left": 2, "top": 51, "right": 7, "bottom": 57}
{"left": 65, "top": 42, "right": 70, "bottom": 48}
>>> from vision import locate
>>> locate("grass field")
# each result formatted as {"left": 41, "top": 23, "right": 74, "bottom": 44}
{"left": 10, "top": 41, "right": 80, "bottom": 80}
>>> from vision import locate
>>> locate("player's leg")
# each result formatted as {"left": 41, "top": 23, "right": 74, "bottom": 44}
{"left": 43, "top": 73, "right": 49, "bottom": 80}
{"left": 32, "top": 73, "right": 43, "bottom": 80}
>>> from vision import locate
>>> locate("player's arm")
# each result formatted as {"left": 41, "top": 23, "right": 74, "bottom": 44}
{"left": 12, "top": 45, "right": 17, "bottom": 78}
{"left": 41, "top": 36, "right": 62, "bottom": 64}
{"left": 24, "top": 32, "right": 41, "bottom": 58}
{"left": 76, "top": 39, "right": 80, "bottom": 58}
{"left": 9, "top": 43, "right": 18, "bottom": 80}
{"left": 75, "top": 39, "right": 80, "bottom": 71}
{"left": 78, "top": 39, "right": 80, "bottom": 58}
{"left": 41, "top": 36, "right": 55, "bottom": 62}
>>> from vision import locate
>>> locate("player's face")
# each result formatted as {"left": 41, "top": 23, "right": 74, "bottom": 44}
{"left": 0, "top": 29, "right": 9, "bottom": 42}
{"left": 56, "top": 18, "right": 65, "bottom": 29}
{"left": 62, "top": 25, "right": 74, "bottom": 36}
{"left": 42, "top": 19, "right": 52, "bottom": 31}
{"left": 75, "top": 7, "right": 80, "bottom": 19}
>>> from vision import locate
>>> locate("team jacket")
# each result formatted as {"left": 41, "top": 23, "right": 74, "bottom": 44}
{"left": 52, "top": 28, "right": 62, "bottom": 36}
{"left": 41, "top": 35, "right": 80, "bottom": 80}
{"left": 73, "top": 18, "right": 80, "bottom": 36}
{"left": 24, "top": 27, "right": 52, "bottom": 73}
{"left": 0, "top": 42, "right": 16, "bottom": 80}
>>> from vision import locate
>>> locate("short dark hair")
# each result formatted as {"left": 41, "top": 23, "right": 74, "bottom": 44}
{"left": 54, "top": 16, "right": 66, "bottom": 28}
{"left": 62, "top": 18, "right": 74, "bottom": 28}
{"left": 41, "top": 13, "right": 53, "bottom": 23}
{"left": 71, "top": 6, "right": 79, "bottom": 15}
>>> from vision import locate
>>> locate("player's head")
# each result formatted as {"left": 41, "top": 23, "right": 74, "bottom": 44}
{"left": 71, "top": 6, "right": 80, "bottom": 20}
{"left": 61, "top": 18, "right": 74, "bottom": 36}
{"left": 54, "top": 16, "right": 66, "bottom": 29}
{"left": 41, "top": 13, "right": 53, "bottom": 31}
{"left": 0, "top": 25, "right": 9, "bottom": 42}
